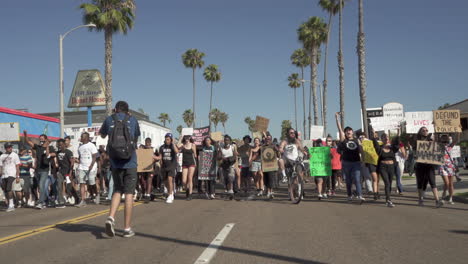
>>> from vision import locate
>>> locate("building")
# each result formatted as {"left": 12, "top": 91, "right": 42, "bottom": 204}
{"left": 38, "top": 109, "right": 171, "bottom": 148}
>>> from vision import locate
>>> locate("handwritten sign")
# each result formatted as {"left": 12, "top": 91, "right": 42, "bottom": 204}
{"left": 137, "top": 149, "right": 154, "bottom": 172}
{"left": 198, "top": 151, "right": 216, "bottom": 180}
{"left": 181, "top": 127, "right": 193, "bottom": 137}
{"left": 255, "top": 116, "right": 269, "bottom": 132}
{"left": 450, "top": 146, "right": 461, "bottom": 158}
{"left": 309, "top": 147, "right": 331, "bottom": 177}
{"left": 433, "top": 110, "right": 461, "bottom": 133}
{"left": 210, "top": 131, "right": 223, "bottom": 142}
{"left": 310, "top": 125, "right": 324, "bottom": 140}
{"left": 261, "top": 146, "right": 278, "bottom": 172}
{"left": 362, "top": 140, "right": 378, "bottom": 165}
{"left": 192, "top": 126, "right": 210, "bottom": 146}
{"left": 405, "top": 111, "right": 434, "bottom": 134}
{"left": 415, "top": 140, "right": 444, "bottom": 165}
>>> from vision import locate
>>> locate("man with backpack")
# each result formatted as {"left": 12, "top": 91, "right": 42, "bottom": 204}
{"left": 99, "top": 101, "right": 141, "bottom": 238}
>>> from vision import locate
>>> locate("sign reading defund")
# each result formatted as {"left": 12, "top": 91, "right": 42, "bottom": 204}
{"left": 433, "top": 110, "right": 462, "bottom": 133}
{"left": 415, "top": 140, "right": 444, "bottom": 165}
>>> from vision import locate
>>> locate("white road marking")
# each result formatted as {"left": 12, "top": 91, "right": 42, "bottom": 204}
{"left": 194, "top": 223, "right": 236, "bottom": 264}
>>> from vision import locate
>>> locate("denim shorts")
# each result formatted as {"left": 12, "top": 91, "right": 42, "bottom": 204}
{"left": 78, "top": 169, "right": 97, "bottom": 185}
{"left": 250, "top": 161, "right": 262, "bottom": 172}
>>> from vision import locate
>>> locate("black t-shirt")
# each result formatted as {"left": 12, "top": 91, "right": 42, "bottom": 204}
{"left": 57, "top": 149, "right": 73, "bottom": 175}
{"left": 338, "top": 139, "right": 361, "bottom": 162}
{"left": 159, "top": 144, "right": 176, "bottom": 170}
{"left": 33, "top": 144, "right": 56, "bottom": 172}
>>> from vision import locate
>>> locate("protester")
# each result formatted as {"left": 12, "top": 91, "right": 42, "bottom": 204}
{"left": 262, "top": 133, "right": 279, "bottom": 199}
{"left": 335, "top": 112, "right": 365, "bottom": 203}
{"left": 157, "top": 133, "right": 178, "bottom": 203}
{"left": 55, "top": 139, "right": 76, "bottom": 208}
{"left": 327, "top": 136, "right": 341, "bottom": 196}
{"left": 98, "top": 145, "right": 113, "bottom": 201}
{"left": 139, "top": 138, "right": 155, "bottom": 202}
{"left": 237, "top": 135, "right": 252, "bottom": 194}
{"left": 440, "top": 135, "right": 457, "bottom": 204}
{"left": 100, "top": 101, "right": 141, "bottom": 238}
{"left": 279, "top": 128, "right": 306, "bottom": 199}
{"left": 76, "top": 132, "right": 98, "bottom": 207}
{"left": 0, "top": 143, "right": 21, "bottom": 212}
{"left": 200, "top": 137, "right": 217, "bottom": 199}
{"left": 312, "top": 139, "right": 327, "bottom": 200}
{"left": 249, "top": 137, "right": 264, "bottom": 196}
{"left": 219, "top": 135, "right": 237, "bottom": 199}
{"left": 179, "top": 135, "right": 197, "bottom": 201}
{"left": 393, "top": 135, "right": 406, "bottom": 195}
{"left": 18, "top": 148, "right": 33, "bottom": 207}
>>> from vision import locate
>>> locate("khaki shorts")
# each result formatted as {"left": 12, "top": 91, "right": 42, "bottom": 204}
{"left": 11, "top": 178, "right": 24, "bottom": 192}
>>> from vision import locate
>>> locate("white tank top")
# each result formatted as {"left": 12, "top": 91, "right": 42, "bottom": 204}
{"left": 284, "top": 143, "right": 299, "bottom": 160}
{"left": 221, "top": 145, "right": 234, "bottom": 158}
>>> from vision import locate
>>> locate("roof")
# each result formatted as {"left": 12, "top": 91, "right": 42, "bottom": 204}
{"left": 0, "top": 107, "right": 59, "bottom": 123}
{"left": 442, "top": 99, "right": 468, "bottom": 113}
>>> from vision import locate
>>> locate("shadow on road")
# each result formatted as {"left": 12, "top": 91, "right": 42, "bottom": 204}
{"left": 449, "top": 230, "right": 468, "bottom": 235}
{"left": 55, "top": 223, "right": 107, "bottom": 240}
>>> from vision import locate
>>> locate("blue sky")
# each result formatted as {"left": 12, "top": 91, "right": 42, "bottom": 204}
{"left": 1, "top": 0, "right": 467, "bottom": 140}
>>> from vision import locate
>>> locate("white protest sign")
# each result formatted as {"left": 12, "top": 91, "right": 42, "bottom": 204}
{"left": 450, "top": 146, "right": 461, "bottom": 158}
{"left": 0, "top": 122, "right": 20, "bottom": 142}
{"left": 310, "top": 125, "right": 324, "bottom": 140}
{"left": 371, "top": 102, "right": 405, "bottom": 131}
{"left": 370, "top": 117, "right": 400, "bottom": 131}
{"left": 181, "top": 128, "right": 193, "bottom": 137}
{"left": 405, "top": 111, "right": 434, "bottom": 134}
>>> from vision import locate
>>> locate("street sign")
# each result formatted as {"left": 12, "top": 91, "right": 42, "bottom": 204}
{"left": 68, "top": 70, "right": 106, "bottom": 108}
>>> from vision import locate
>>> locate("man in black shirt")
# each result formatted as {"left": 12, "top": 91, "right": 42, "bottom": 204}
{"left": 56, "top": 139, "right": 78, "bottom": 207}
{"left": 156, "top": 133, "right": 178, "bottom": 204}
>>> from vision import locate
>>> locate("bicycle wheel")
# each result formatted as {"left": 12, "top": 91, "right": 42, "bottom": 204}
{"left": 289, "top": 172, "right": 303, "bottom": 204}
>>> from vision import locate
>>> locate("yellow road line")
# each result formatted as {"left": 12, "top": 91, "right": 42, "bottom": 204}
{"left": 0, "top": 201, "right": 144, "bottom": 246}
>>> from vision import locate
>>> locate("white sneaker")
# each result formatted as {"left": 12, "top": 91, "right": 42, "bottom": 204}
{"left": 166, "top": 194, "right": 174, "bottom": 204}
{"left": 163, "top": 186, "right": 168, "bottom": 194}
{"left": 6, "top": 206, "right": 15, "bottom": 212}
{"left": 323, "top": 193, "right": 328, "bottom": 199}
{"left": 448, "top": 198, "right": 454, "bottom": 205}
{"left": 69, "top": 196, "right": 75, "bottom": 205}
{"left": 95, "top": 194, "right": 100, "bottom": 205}
{"left": 318, "top": 194, "right": 323, "bottom": 200}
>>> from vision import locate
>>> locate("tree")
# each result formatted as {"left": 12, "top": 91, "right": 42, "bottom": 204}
{"left": 158, "top": 113, "right": 171, "bottom": 127}
{"left": 244, "top": 117, "right": 256, "bottom": 133}
{"left": 438, "top": 103, "right": 451, "bottom": 110}
{"left": 298, "top": 17, "right": 328, "bottom": 128}
{"left": 281, "top": 120, "right": 292, "bottom": 140}
{"left": 182, "top": 109, "right": 194, "bottom": 128}
{"left": 290, "top": 48, "right": 311, "bottom": 139}
{"left": 209, "top": 108, "right": 221, "bottom": 131}
{"left": 219, "top": 112, "right": 229, "bottom": 133}
{"left": 357, "top": 0, "right": 369, "bottom": 136}
{"left": 288, "top": 73, "right": 301, "bottom": 130}
{"left": 319, "top": 0, "right": 341, "bottom": 137}
{"left": 203, "top": 64, "right": 221, "bottom": 130}
{"left": 182, "top": 49, "right": 205, "bottom": 127}
{"left": 79, "top": 0, "right": 136, "bottom": 115}
{"left": 176, "top": 125, "right": 183, "bottom": 136}
{"left": 338, "top": 0, "right": 349, "bottom": 128}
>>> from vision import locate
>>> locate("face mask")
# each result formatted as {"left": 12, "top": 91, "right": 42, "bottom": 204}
{"left": 448, "top": 138, "right": 453, "bottom": 144}
{"left": 39, "top": 141, "right": 45, "bottom": 145}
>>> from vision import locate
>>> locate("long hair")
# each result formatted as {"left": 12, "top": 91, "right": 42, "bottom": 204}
{"left": 182, "top": 135, "right": 194, "bottom": 144}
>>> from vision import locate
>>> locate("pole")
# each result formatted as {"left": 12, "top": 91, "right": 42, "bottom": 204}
{"left": 87, "top": 107, "right": 92, "bottom": 127}
{"left": 59, "top": 35, "right": 64, "bottom": 138}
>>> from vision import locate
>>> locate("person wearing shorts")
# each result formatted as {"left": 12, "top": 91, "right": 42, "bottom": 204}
{"left": 249, "top": 138, "right": 263, "bottom": 196}
{"left": 237, "top": 135, "right": 252, "bottom": 193}
{"left": 157, "top": 133, "right": 178, "bottom": 204}
{"left": 219, "top": 135, "right": 237, "bottom": 198}
{"left": 180, "top": 135, "right": 197, "bottom": 200}
{"left": 76, "top": 132, "right": 98, "bottom": 207}
{"left": 19, "top": 149, "right": 33, "bottom": 207}
{"left": 0, "top": 143, "right": 21, "bottom": 212}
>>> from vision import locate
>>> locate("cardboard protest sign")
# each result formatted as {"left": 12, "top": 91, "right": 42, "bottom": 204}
{"left": 415, "top": 140, "right": 444, "bottom": 165}
{"left": 181, "top": 128, "right": 193, "bottom": 137}
{"left": 252, "top": 131, "right": 263, "bottom": 141}
{"left": 0, "top": 122, "right": 19, "bottom": 142}
{"left": 405, "top": 111, "right": 434, "bottom": 134}
{"left": 261, "top": 146, "right": 278, "bottom": 172}
{"left": 210, "top": 131, "right": 223, "bottom": 142}
{"left": 310, "top": 125, "right": 324, "bottom": 140}
{"left": 198, "top": 151, "right": 216, "bottom": 180}
{"left": 362, "top": 140, "right": 378, "bottom": 165}
{"left": 450, "top": 146, "right": 461, "bottom": 158}
{"left": 433, "top": 110, "right": 462, "bottom": 133}
{"left": 192, "top": 126, "right": 210, "bottom": 146}
{"left": 255, "top": 116, "right": 269, "bottom": 132}
{"left": 137, "top": 149, "right": 154, "bottom": 172}
{"left": 309, "top": 147, "right": 332, "bottom": 176}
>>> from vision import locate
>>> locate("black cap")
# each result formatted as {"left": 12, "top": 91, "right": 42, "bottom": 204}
{"left": 4, "top": 143, "right": 13, "bottom": 148}
{"left": 242, "top": 135, "right": 252, "bottom": 143}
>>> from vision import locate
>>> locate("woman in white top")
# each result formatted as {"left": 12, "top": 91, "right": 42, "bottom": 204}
{"left": 218, "top": 135, "right": 238, "bottom": 198}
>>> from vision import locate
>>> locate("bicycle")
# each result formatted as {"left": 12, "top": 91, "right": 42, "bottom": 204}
{"left": 285, "top": 159, "right": 304, "bottom": 204}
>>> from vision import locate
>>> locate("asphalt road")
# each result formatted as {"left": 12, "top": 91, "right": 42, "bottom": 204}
{"left": 1, "top": 182, "right": 468, "bottom": 264}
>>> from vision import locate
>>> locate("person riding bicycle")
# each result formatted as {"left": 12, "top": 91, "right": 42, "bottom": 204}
{"left": 279, "top": 128, "right": 307, "bottom": 182}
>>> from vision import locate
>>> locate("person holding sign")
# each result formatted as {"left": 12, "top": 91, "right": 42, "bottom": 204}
{"left": 335, "top": 112, "right": 365, "bottom": 203}
{"left": 200, "top": 137, "right": 217, "bottom": 199}
{"left": 439, "top": 135, "right": 458, "bottom": 205}
{"left": 410, "top": 127, "right": 443, "bottom": 208}
{"left": 249, "top": 138, "right": 264, "bottom": 197}
{"left": 218, "top": 135, "right": 238, "bottom": 200}
{"left": 261, "top": 133, "right": 280, "bottom": 199}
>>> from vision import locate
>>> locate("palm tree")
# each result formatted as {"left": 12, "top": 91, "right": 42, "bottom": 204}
{"left": 338, "top": 0, "right": 349, "bottom": 128}
{"left": 176, "top": 125, "right": 183, "bottom": 136}
{"left": 298, "top": 17, "right": 328, "bottom": 128}
{"left": 357, "top": 0, "right": 369, "bottom": 136}
{"left": 290, "top": 48, "right": 311, "bottom": 139}
{"left": 79, "top": 0, "right": 136, "bottom": 115}
{"left": 182, "top": 109, "right": 194, "bottom": 128}
{"left": 203, "top": 64, "right": 221, "bottom": 130}
{"left": 182, "top": 49, "right": 205, "bottom": 127}
{"left": 319, "top": 0, "right": 340, "bottom": 137}
{"left": 158, "top": 113, "right": 171, "bottom": 127}
{"left": 288, "top": 73, "right": 301, "bottom": 130}
{"left": 281, "top": 120, "right": 292, "bottom": 140}
{"left": 219, "top": 112, "right": 228, "bottom": 133}
{"left": 209, "top": 108, "right": 221, "bottom": 131}
{"left": 244, "top": 117, "right": 256, "bottom": 133}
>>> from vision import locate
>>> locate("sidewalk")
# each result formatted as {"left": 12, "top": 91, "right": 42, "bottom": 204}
{"left": 400, "top": 168, "right": 468, "bottom": 204}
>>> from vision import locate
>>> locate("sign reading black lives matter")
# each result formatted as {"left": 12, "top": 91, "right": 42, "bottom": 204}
{"left": 415, "top": 140, "right": 444, "bottom": 165}
{"left": 68, "top": 70, "right": 106, "bottom": 108}
{"left": 192, "top": 126, "right": 210, "bottom": 146}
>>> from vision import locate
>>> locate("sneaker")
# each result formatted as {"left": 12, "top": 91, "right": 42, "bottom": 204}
{"left": 35, "top": 203, "right": 45, "bottom": 210}
{"left": 123, "top": 228, "right": 135, "bottom": 238}
{"left": 256, "top": 190, "right": 263, "bottom": 197}
{"left": 105, "top": 217, "right": 115, "bottom": 237}
{"left": 17, "top": 201, "right": 22, "bottom": 208}
{"left": 323, "top": 193, "right": 328, "bottom": 199}
{"left": 6, "top": 206, "right": 15, "bottom": 212}
{"left": 210, "top": 194, "right": 216, "bottom": 200}
{"left": 227, "top": 190, "right": 234, "bottom": 194}
{"left": 204, "top": 192, "right": 210, "bottom": 200}
{"left": 347, "top": 196, "right": 353, "bottom": 202}
{"left": 144, "top": 194, "right": 151, "bottom": 203}
{"left": 75, "top": 200, "right": 86, "bottom": 208}
{"left": 186, "top": 194, "right": 192, "bottom": 201}
{"left": 318, "top": 193, "right": 323, "bottom": 200}
{"left": 56, "top": 204, "right": 66, "bottom": 209}
{"left": 436, "top": 200, "right": 444, "bottom": 208}
{"left": 448, "top": 199, "right": 454, "bottom": 205}
{"left": 69, "top": 196, "right": 76, "bottom": 205}
{"left": 95, "top": 194, "right": 100, "bottom": 205}
{"left": 418, "top": 199, "right": 424, "bottom": 206}
{"left": 386, "top": 201, "right": 395, "bottom": 208}
{"left": 358, "top": 196, "right": 365, "bottom": 204}
{"left": 281, "top": 177, "right": 288, "bottom": 183}
{"left": 166, "top": 194, "right": 174, "bottom": 204}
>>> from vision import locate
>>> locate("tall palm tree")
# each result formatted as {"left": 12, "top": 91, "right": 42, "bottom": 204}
{"left": 176, "top": 125, "right": 183, "bottom": 136}
{"left": 182, "top": 49, "right": 205, "bottom": 127}
{"left": 244, "top": 117, "right": 256, "bottom": 133}
{"left": 290, "top": 48, "right": 311, "bottom": 139}
{"left": 319, "top": 0, "right": 340, "bottom": 137}
{"left": 357, "top": 0, "right": 369, "bottom": 136}
{"left": 209, "top": 108, "right": 221, "bottom": 131}
{"left": 182, "top": 109, "right": 194, "bottom": 128}
{"left": 281, "top": 120, "right": 292, "bottom": 140}
{"left": 219, "top": 112, "right": 228, "bottom": 134}
{"left": 203, "top": 64, "right": 221, "bottom": 130}
{"left": 298, "top": 17, "right": 328, "bottom": 128}
{"left": 288, "top": 73, "right": 301, "bottom": 130}
{"left": 158, "top": 113, "right": 171, "bottom": 127}
{"left": 79, "top": 0, "right": 136, "bottom": 115}
{"left": 338, "top": 0, "right": 349, "bottom": 128}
